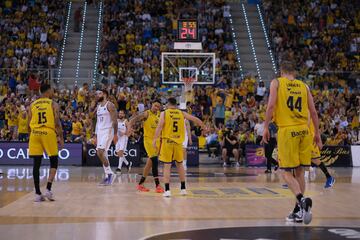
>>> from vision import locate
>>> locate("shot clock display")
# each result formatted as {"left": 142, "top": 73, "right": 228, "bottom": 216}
{"left": 177, "top": 19, "right": 198, "bottom": 42}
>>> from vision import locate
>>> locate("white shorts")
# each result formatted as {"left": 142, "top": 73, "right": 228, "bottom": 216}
{"left": 115, "top": 136, "right": 128, "bottom": 152}
{"left": 182, "top": 137, "right": 188, "bottom": 149}
{"left": 96, "top": 128, "right": 114, "bottom": 151}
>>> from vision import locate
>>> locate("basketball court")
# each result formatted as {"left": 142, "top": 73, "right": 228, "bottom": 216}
{"left": 0, "top": 165, "right": 359, "bottom": 239}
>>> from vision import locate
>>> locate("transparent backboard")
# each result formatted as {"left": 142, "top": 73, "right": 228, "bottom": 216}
{"left": 161, "top": 52, "right": 215, "bottom": 85}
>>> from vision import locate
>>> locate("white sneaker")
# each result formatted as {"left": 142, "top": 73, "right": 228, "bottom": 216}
{"left": 163, "top": 190, "right": 171, "bottom": 198}
{"left": 235, "top": 162, "right": 240, "bottom": 167}
{"left": 34, "top": 194, "right": 45, "bottom": 202}
{"left": 180, "top": 189, "right": 187, "bottom": 196}
{"left": 44, "top": 190, "right": 55, "bottom": 201}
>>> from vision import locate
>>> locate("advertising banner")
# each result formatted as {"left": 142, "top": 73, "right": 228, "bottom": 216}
{"left": 85, "top": 142, "right": 141, "bottom": 167}
{"left": 320, "top": 146, "right": 352, "bottom": 167}
{"left": 186, "top": 137, "right": 199, "bottom": 167}
{"left": 245, "top": 145, "right": 267, "bottom": 167}
{"left": 0, "top": 142, "right": 82, "bottom": 165}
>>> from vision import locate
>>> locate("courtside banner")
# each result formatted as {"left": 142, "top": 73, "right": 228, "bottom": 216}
{"left": 320, "top": 146, "right": 352, "bottom": 167}
{"left": 0, "top": 142, "right": 82, "bottom": 165}
{"left": 85, "top": 142, "right": 141, "bottom": 167}
{"left": 245, "top": 145, "right": 267, "bottom": 167}
{"left": 351, "top": 145, "right": 360, "bottom": 167}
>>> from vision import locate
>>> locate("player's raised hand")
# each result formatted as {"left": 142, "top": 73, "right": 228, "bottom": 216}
{"left": 261, "top": 128, "right": 270, "bottom": 145}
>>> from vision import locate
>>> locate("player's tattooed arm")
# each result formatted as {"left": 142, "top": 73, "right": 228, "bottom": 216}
{"left": 153, "top": 111, "right": 165, "bottom": 148}
{"left": 108, "top": 102, "right": 118, "bottom": 134}
{"left": 128, "top": 111, "right": 148, "bottom": 126}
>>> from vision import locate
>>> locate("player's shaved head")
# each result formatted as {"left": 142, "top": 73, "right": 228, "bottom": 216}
{"left": 167, "top": 97, "right": 177, "bottom": 106}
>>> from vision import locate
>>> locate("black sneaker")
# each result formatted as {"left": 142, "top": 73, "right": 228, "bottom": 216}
{"left": 301, "top": 197, "right": 313, "bottom": 225}
{"left": 115, "top": 168, "right": 121, "bottom": 174}
{"left": 274, "top": 165, "right": 279, "bottom": 171}
{"left": 264, "top": 169, "right": 272, "bottom": 174}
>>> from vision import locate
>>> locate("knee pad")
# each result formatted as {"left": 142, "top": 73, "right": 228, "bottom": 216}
{"left": 49, "top": 156, "right": 58, "bottom": 169}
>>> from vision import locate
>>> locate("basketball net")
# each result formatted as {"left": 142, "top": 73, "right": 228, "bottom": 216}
{"left": 180, "top": 77, "right": 195, "bottom": 106}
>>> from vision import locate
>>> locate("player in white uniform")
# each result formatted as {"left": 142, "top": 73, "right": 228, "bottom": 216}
{"left": 182, "top": 117, "right": 192, "bottom": 171}
{"left": 95, "top": 90, "right": 118, "bottom": 185}
{"left": 115, "top": 110, "right": 132, "bottom": 174}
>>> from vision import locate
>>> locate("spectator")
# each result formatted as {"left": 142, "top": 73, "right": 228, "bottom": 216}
{"left": 71, "top": 116, "right": 83, "bottom": 142}
{"left": 17, "top": 106, "right": 29, "bottom": 141}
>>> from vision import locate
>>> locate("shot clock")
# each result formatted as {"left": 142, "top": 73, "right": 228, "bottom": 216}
{"left": 177, "top": 19, "right": 198, "bottom": 42}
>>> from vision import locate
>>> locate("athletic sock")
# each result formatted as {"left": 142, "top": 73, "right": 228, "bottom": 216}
{"left": 181, "top": 181, "right": 186, "bottom": 190}
{"left": 319, "top": 162, "right": 331, "bottom": 178}
{"left": 46, "top": 182, "right": 52, "bottom": 191}
{"left": 165, "top": 183, "right": 170, "bottom": 191}
{"left": 154, "top": 177, "right": 160, "bottom": 187}
{"left": 296, "top": 193, "right": 304, "bottom": 203}
{"left": 139, "top": 176, "right": 146, "bottom": 185}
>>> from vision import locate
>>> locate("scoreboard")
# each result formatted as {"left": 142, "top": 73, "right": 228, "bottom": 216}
{"left": 177, "top": 19, "right": 198, "bottom": 42}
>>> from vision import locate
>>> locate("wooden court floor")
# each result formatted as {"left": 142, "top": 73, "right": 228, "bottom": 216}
{"left": 0, "top": 166, "right": 359, "bottom": 240}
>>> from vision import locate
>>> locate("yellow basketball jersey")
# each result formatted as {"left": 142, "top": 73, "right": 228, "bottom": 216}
{"left": 274, "top": 77, "right": 309, "bottom": 127}
{"left": 30, "top": 98, "right": 55, "bottom": 130}
{"left": 143, "top": 110, "right": 159, "bottom": 138}
{"left": 162, "top": 109, "right": 185, "bottom": 144}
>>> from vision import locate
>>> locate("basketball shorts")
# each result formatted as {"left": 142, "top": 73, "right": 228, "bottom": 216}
{"left": 277, "top": 124, "right": 311, "bottom": 169}
{"left": 144, "top": 137, "right": 160, "bottom": 158}
{"left": 115, "top": 136, "right": 128, "bottom": 152}
{"left": 311, "top": 143, "right": 321, "bottom": 159}
{"left": 159, "top": 139, "right": 183, "bottom": 164}
{"left": 96, "top": 128, "right": 114, "bottom": 151}
{"left": 29, "top": 127, "right": 58, "bottom": 157}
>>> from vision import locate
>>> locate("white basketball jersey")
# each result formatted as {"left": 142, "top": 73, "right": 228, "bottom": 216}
{"left": 97, "top": 101, "right": 112, "bottom": 130}
{"left": 117, "top": 119, "right": 127, "bottom": 136}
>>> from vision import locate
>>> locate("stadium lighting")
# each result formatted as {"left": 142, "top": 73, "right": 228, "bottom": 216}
{"left": 75, "top": 1, "right": 87, "bottom": 86}
{"left": 93, "top": 0, "right": 103, "bottom": 86}
{"left": 242, "top": 4, "right": 262, "bottom": 81}
{"left": 57, "top": 1, "right": 72, "bottom": 85}
{"left": 228, "top": 12, "right": 244, "bottom": 79}
{"left": 256, "top": 4, "right": 278, "bottom": 75}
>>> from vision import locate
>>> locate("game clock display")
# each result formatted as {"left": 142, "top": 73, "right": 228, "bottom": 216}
{"left": 177, "top": 19, "right": 198, "bottom": 42}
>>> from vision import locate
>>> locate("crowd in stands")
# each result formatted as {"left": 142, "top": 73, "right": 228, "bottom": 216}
{"left": 263, "top": 0, "right": 359, "bottom": 88}
{"left": 0, "top": 0, "right": 65, "bottom": 88}
{"left": 0, "top": 1, "right": 359, "bottom": 165}
{"left": 99, "top": 0, "right": 238, "bottom": 87}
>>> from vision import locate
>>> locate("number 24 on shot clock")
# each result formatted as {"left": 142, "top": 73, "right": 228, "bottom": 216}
{"left": 178, "top": 19, "right": 198, "bottom": 41}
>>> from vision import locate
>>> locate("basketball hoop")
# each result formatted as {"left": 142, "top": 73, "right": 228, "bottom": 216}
{"left": 182, "top": 77, "right": 195, "bottom": 92}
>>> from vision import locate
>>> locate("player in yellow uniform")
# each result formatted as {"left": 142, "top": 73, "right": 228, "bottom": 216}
{"left": 28, "top": 84, "right": 64, "bottom": 202}
{"left": 263, "top": 60, "right": 322, "bottom": 225}
{"left": 307, "top": 121, "right": 335, "bottom": 188}
{"left": 128, "top": 100, "right": 164, "bottom": 193}
{"left": 153, "top": 98, "right": 206, "bottom": 197}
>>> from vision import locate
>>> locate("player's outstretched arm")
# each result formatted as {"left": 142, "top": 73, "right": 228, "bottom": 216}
{"left": 182, "top": 111, "right": 207, "bottom": 131}
{"left": 307, "top": 86, "right": 323, "bottom": 149}
{"left": 128, "top": 111, "right": 148, "bottom": 127}
{"left": 262, "top": 79, "right": 278, "bottom": 144}
{"left": 53, "top": 101, "right": 64, "bottom": 149}
{"left": 28, "top": 103, "right": 33, "bottom": 131}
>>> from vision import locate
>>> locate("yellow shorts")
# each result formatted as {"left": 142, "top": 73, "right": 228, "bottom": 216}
{"left": 277, "top": 124, "right": 311, "bottom": 169}
{"left": 159, "top": 139, "right": 183, "bottom": 163}
{"left": 144, "top": 137, "right": 160, "bottom": 158}
{"left": 29, "top": 128, "right": 58, "bottom": 157}
{"left": 311, "top": 143, "right": 321, "bottom": 159}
